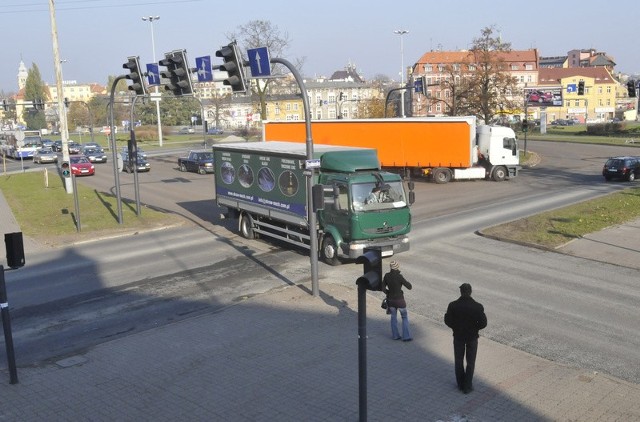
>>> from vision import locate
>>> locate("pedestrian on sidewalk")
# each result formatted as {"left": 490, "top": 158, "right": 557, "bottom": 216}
{"left": 382, "top": 260, "right": 412, "bottom": 341}
{"left": 444, "top": 283, "right": 487, "bottom": 394}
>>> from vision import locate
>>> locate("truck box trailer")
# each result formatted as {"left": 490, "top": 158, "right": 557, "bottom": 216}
{"left": 262, "top": 117, "right": 520, "bottom": 183}
{"left": 212, "top": 141, "right": 412, "bottom": 265}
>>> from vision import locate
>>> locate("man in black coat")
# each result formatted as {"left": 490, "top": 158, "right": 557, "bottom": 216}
{"left": 444, "top": 283, "right": 487, "bottom": 394}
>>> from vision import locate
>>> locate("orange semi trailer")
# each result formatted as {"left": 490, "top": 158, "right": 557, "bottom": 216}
{"left": 262, "top": 117, "right": 521, "bottom": 183}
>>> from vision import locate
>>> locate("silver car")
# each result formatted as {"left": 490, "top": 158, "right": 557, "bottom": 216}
{"left": 33, "top": 148, "right": 58, "bottom": 164}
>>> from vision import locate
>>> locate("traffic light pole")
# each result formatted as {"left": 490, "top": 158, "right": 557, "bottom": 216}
{"left": 270, "top": 57, "right": 319, "bottom": 297}
{"left": 0, "top": 266, "right": 18, "bottom": 384}
{"left": 109, "top": 75, "right": 125, "bottom": 224}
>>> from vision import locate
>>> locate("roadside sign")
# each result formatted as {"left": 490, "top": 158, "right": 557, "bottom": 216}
{"left": 305, "top": 159, "right": 321, "bottom": 169}
{"left": 14, "top": 130, "right": 25, "bottom": 142}
{"left": 146, "top": 63, "right": 160, "bottom": 86}
{"left": 247, "top": 47, "right": 271, "bottom": 78}
{"left": 195, "top": 56, "right": 213, "bottom": 82}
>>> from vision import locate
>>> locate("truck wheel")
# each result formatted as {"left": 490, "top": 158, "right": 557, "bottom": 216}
{"left": 321, "top": 236, "right": 341, "bottom": 266}
{"left": 198, "top": 167, "right": 206, "bottom": 175}
{"left": 180, "top": 164, "right": 187, "bottom": 172}
{"left": 492, "top": 166, "right": 507, "bottom": 182}
{"left": 628, "top": 172, "right": 636, "bottom": 182}
{"left": 239, "top": 213, "right": 255, "bottom": 239}
{"left": 432, "top": 168, "right": 451, "bottom": 184}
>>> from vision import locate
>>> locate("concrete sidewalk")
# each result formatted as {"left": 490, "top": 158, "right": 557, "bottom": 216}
{"left": 1, "top": 281, "right": 639, "bottom": 421}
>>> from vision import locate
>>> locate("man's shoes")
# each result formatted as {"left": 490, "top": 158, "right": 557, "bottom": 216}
{"left": 393, "top": 336, "right": 402, "bottom": 340}
{"left": 402, "top": 338, "right": 412, "bottom": 342}
{"left": 462, "top": 386, "right": 474, "bottom": 394}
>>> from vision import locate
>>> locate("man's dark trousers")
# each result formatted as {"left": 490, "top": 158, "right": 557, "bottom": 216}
{"left": 454, "top": 337, "right": 478, "bottom": 391}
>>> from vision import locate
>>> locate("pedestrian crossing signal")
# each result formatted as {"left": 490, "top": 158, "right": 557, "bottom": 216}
{"left": 61, "top": 161, "right": 70, "bottom": 177}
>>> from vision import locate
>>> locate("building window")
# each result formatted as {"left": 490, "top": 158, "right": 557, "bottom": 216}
{"left": 511, "top": 64, "right": 519, "bottom": 70}
{"left": 424, "top": 65, "right": 432, "bottom": 72}
{"left": 286, "top": 103, "right": 291, "bottom": 111}
{"left": 525, "top": 64, "right": 533, "bottom": 70}
{"left": 453, "top": 64, "right": 460, "bottom": 71}
{"left": 437, "top": 64, "right": 445, "bottom": 72}
{"left": 468, "top": 65, "right": 476, "bottom": 71}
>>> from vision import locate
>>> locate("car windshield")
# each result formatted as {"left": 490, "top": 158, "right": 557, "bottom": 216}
{"left": 351, "top": 181, "right": 407, "bottom": 211}
{"left": 70, "top": 156, "right": 89, "bottom": 164}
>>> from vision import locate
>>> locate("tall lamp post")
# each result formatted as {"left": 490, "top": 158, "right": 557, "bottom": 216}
{"left": 142, "top": 15, "right": 164, "bottom": 147}
{"left": 393, "top": 29, "right": 409, "bottom": 118}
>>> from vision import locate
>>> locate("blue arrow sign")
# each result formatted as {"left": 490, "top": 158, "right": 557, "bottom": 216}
{"left": 146, "top": 63, "right": 160, "bottom": 86}
{"left": 414, "top": 78, "right": 423, "bottom": 93}
{"left": 567, "top": 83, "right": 577, "bottom": 93}
{"left": 195, "top": 56, "right": 213, "bottom": 82}
{"left": 247, "top": 47, "right": 271, "bottom": 78}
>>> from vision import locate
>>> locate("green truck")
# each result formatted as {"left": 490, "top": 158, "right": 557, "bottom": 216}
{"left": 212, "top": 141, "right": 412, "bottom": 265}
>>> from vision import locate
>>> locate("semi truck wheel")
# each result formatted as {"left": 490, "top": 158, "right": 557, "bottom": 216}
{"left": 492, "top": 166, "right": 507, "bottom": 182}
{"left": 321, "top": 235, "right": 341, "bottom": 266}
{"left": 239, "top": 213, "right": 255, "bottom": 239}
{"left": 432, "top": 168, "right": 451, "bottom": 184}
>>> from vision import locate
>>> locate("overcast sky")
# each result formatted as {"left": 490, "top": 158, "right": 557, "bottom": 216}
{"left": 1, "top": 0, "right": 638, "bottom": 93}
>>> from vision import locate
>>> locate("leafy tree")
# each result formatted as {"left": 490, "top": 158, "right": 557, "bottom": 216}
{"left": 465, "top": 26, "right": 519, "bottom": 123}
{"left": 22, "top": 63, "right": 48, "bottom": 130}
{"left": 357, "top": 97, "right": 386, "bottom": 118}
{"left": 226, "top": 20, "right": 293, "bottom": 120}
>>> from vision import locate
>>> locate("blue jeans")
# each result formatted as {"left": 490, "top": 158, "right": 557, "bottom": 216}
{"left": 389, "top": 307, "right": 412, "bottom": 340}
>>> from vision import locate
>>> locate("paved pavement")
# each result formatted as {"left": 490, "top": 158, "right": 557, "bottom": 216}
{"left": 2, "top": 192, "right": 640, "bottom": 421}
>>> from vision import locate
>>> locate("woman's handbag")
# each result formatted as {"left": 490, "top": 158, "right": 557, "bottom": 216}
{"left": 381, "top": 298, "right": 388, "bottom": 309}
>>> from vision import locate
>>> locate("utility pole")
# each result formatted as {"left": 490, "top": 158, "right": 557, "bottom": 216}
{"left": 48, "top": 0, "right": 72, "bottom": 193}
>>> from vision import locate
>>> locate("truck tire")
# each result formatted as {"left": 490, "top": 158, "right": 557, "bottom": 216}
{"left": 492, "top": 166, "right": 507, "bottom": 182}
{"left": 321, "top": 235, "right": 341, "bottom": 266}
{"left": 432, "top": 168, "right": 451, "bottom": 184}
{"left": 628, "top": 172, "right": 636, "bottom": 182}
{"left": 198, "top": 167, "right": 206, "bottom": 175}
{"left": 180, "top": 163, "right": 187, "bottom": 172}
{"left": 239, "top": 213, "right": 255, "bottom": 239}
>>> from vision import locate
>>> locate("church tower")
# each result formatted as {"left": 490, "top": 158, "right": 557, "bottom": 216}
{"left": 17, "top": 60, "right": 28, "bottom": 90}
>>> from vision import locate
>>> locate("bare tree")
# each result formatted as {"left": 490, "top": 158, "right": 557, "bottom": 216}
{"left": 466, "top": 26, "right": 519, "bottom": 123}
{"left": 227, "top": 20, "right": 295, "bottom": 120}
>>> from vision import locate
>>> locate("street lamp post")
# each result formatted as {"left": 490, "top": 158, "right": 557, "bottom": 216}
{"left": 142, "top": 15, "right": 164, "bottom": 147}
{"left": 394, "top": 29, "right": 409, "bottom": 118}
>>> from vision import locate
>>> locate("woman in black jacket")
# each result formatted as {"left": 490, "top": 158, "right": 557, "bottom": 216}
{"left": 382, "top": 261, "right": 413, "bottom": 341}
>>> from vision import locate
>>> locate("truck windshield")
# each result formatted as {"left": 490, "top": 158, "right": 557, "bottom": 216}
{"left": 351, "top": 181, "right": 407, "bottom": 211}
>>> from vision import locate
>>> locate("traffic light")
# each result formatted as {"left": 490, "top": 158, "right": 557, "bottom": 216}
{"left": 318, "top": 98, "right": 323, "bottom": 107}
{"left": 61, "top": 161, "right": 70, "bottom": 177}
{"left": 64, "top": 97, "right": 70, "bottom": 108}
{"left": 159, "top": 49, "right": 194, "bottom": 96}
{"left": 215, "top": 41, "right": 247, "bottom": 93}
{"left": 577, "top": 80, "right": 585, "bottom": 95}
{"left": 627, "top": 80, "right": 636, "bottom": 98}
{"left": 339, "top": 92, "right": 344, "bottom": 101}
{"left": 123, "top": 56, "right": 147, "bottom": 97}
{"left": 522, "top": 119, "right": 529, "bottom": 133}
{"left": 1, "top": 99, "right": 7, "bottom": 111}
{"left": 355, "top": 248, "right": 383, "bottom": 291}
{"left": 32, "top": 99, "right": 45, "bottom": 110}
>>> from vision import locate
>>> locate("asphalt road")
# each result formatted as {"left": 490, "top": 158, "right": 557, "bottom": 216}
{"left": 4, "top": 140, "right": 640, "bottom": 385}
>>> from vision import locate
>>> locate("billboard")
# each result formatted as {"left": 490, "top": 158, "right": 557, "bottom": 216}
{"left": 524, "top": 87, "right": 563, "bottom": 107}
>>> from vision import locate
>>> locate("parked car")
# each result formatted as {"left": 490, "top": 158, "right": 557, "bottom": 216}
{"left": 179, "top": 127, "right": 195, "bottom": 134}
{"left": 33, "top": 147, "right": 58, "bottom": 164}
{"left": 121, "top": 146, "right": 147, "bottom": 158}
{"left": 207, "top": 127, "right": 224, "bottom": 135}
{"left": 82, "top": 147, "right": 108, "bottom": 163}
{"left": 602, "top": 156, "right": 640, "bottom": 182}
{"left": 82, "top": 142, "right": 104, "bottom": 151}
{"left": 121, "top": 151, "right": 151, "bottom": 173}
{"left": 68, "top": 142, "right": 82, "bottom": 154}
{"left": 69, "top": 155, "right": 95, "bottom": 176}
{"left": 178, "top": 150, "right": 214, "bottom": 174}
